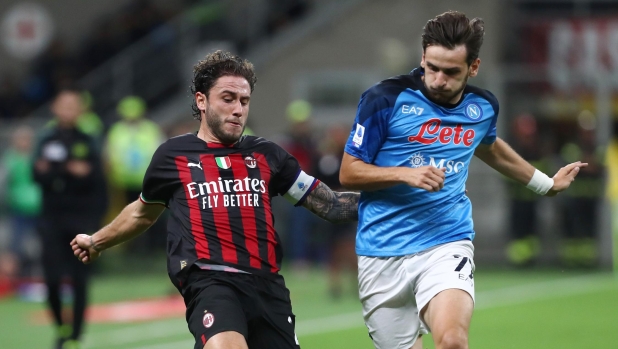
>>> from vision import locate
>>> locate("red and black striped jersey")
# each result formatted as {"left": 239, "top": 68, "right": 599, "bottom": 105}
{"left": 140, "top": 133, "right": 317, "bottom": 288}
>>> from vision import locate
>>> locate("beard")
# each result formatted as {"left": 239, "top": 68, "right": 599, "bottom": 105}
{"left": 424, "top": 74, "right": 468, "bottom": 104}
{"left": 205, "top": 106, "right": 245, "bottom": 144}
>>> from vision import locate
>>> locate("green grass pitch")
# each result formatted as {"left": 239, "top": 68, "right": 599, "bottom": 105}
{"left": 0, "top": 267, "right": 617, "bottom": 348}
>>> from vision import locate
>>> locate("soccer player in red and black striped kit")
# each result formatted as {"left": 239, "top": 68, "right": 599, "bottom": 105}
{"left": 71, "top": 50, "right": 360, "bottom": 349}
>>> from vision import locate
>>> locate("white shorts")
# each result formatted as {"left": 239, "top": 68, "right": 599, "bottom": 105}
{"left": 357, "top": 240, "right": 475, "bottom": 349}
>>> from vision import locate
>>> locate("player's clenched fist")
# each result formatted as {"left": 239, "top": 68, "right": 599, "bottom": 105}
{"left": 70, "top": 234, "right": 102, "bottom": 264}
{"left": 403, "top": 166, "right": 446, "bottom": 192}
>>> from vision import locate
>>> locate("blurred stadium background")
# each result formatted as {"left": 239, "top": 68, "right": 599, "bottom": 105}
{"left": 1, "top": 0, "right": 618, "bottom": 348}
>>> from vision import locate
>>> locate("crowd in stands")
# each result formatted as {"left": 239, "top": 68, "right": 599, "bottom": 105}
{"left": 0, "top": 0, "right": 311, "bottom": 121}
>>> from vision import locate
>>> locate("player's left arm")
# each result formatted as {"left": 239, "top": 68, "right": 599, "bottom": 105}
{"left": 474, "top": 137, "right": 587, "bottom": 196}
{"left": 301, "top": 182, "right": 359, "bottom": 223}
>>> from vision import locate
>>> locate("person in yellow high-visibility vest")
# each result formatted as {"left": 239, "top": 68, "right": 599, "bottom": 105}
{"left": 558, "top": 124, "right": 605, "bottom": 268}
{"left": 605, "top": 121, "right": 618, "bottom": 272}
{"left": 104, "top": 96, "right": 166, "bottom": 252}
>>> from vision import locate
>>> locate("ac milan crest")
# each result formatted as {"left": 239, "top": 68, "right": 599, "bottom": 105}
{"left": 203, "top": 312, "right": 215, "bottom": 328}
{"left": 244, "top": 156, "right": 257, "bottom": 168}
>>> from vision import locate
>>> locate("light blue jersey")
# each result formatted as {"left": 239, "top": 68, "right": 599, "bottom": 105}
{"left": 345, "top": 67, "right": 499, "bottom": 257}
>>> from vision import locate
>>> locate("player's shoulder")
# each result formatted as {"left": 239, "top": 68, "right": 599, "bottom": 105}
{"left": 364, "top": 73, "right": 419, "bottom": 99}
{"left": 156, "top": 133, "right": 200, "bottom": 152}
{"left": 464, "top": 84, "right": 499, "bottom": 113}
{"left": 238, "top": 135, "right": 284, "bottom": 152}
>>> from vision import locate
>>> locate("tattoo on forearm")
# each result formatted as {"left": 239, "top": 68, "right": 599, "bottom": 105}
{"left": 303, "top": 182, "right": 359, "bottom": 223}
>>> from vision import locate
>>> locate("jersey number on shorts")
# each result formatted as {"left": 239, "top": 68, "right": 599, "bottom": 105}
{"left": 454, "top": 257, "right": 469, "bottom": 272}
{"left": 454, "top": 256, "right": 474, "bottom": 280}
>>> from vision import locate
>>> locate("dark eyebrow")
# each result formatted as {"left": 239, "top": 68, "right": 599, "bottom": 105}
{"left": 220, "top": 90, "right": 250, "bottom": 99}
{"left": 426, "top": 61, "right": 461, "bottom": 74}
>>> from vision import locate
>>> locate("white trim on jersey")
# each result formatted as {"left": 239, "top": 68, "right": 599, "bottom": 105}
{"left": 283, "top": 170, "right": 317, "bottom": 205}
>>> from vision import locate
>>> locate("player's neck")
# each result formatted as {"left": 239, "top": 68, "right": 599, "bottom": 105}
{"left": 197, "top": 127, "right": 237, "bottom": 146}
{"left": 197, "top": 128, "right": 219, "bottom": 143}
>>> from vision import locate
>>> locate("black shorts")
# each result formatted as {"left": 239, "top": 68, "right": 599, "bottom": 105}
{"left": 183, "top": 268, "right": 300, "bottom": 349}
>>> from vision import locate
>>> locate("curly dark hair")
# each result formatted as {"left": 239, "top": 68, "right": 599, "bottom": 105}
{"left": 421, "top": 11, "right": 485, "bottom": 66}
{"left": 191, "top": 50, "right": 257, "bottom": 120}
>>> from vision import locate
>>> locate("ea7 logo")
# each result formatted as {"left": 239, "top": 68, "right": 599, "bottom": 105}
{"left": 401, "top": 105, "right": 424, "bottom": 115}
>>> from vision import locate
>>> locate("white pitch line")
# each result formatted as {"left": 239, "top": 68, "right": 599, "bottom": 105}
{"left": 82, "top": 273, "right": 618, "bottom": 349}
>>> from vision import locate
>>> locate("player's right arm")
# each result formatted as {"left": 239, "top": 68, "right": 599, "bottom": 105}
{"left": 340, "top": 152, "right": 445, "bottom": 192}
{"left": 72, "top": 138, "right": 177, "bottom": 264}
{"left": 341, "top": 81, "right": 445, "bottom": 192}
{"left": 71, "top": 200, "right": 165, "bottom": 264}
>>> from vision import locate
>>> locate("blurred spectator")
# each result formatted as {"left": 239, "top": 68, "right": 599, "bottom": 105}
{"left": 0, "top": 76, "right": 28, "bottom": 119}
{"left": 279, "top": 100, "right": 322, "bottom": 269}
{"left": 32, "top": 88, "right": 106, "bottom": 349}
{"left": 605, "top": 120, "right": 618, "bottom": 270}
{"left": 0, "top": 253, "right": 18, "bottom": 298}
{"left": 1, "top": 126, "right": 42, "bottom": 278}
{"left": 2, "top": 0, "right": 311, "bottom": 124}
{"left": 45, "top": 91, "right": 105, "bottom": 143}
{"left": 76, "top": 91, "right": 105, "bottom": 141}
{"left": 557, "top": 114, "right": 604, "bottom": 267}
{"left": 316, "top": 124, "right": 357, "bottom": 299}
{"left": 504, "top": 114, "right": 550, "bottom": 266}
{"left": 104, "top": 96, "right": 166, "bottom": 253}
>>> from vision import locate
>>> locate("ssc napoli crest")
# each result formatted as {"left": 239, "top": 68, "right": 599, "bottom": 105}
{"left": 464, "top": 103, "right": 482, "bottom": 121}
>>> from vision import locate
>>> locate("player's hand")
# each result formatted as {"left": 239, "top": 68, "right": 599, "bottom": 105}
{"left": 70, "top": 234, "right": 101, "bottom": 264}
{"left": 403, "top": 166, "right": 446, "bottom": 192}
{"left": 546, "top": 161, "right": 588, "bottom": 197}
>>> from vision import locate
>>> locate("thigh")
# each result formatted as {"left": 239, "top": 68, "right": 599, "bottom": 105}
{"left": 184, "top": 273, "right": 249, "bottom": 349}
{"left": 358, "top": 256, "right": 422, "bottom": 349}
{"left": 247, "top": 277, "right": 300, "bottom": 349}
{"left": 415, "top": 241, "right": 475, "bottom": 332}
{"left": 422, "top": 288, "right": 473, "bottom": 346}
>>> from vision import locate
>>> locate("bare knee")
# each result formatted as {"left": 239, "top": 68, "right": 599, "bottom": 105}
{"left": 435, "top": 328, "right": 468, "bottom": 349}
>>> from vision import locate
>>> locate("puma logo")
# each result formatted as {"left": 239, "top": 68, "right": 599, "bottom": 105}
{"left": 188, "top": 161, "right": 202, "bottom": 170}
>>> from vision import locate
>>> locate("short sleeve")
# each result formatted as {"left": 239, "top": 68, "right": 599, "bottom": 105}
{"left": 140, "top": 142, "right": 178, "bottom": 207}
{"left": 480, "top": 90, "right": 500, "bottom": 145}
{"left": 269, "top": 143, "right": 318, "bottom": 206}
{"left": 344, "top": 84, "right": 395, "bottom": 163}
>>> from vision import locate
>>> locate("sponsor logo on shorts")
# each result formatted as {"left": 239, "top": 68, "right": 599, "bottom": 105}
{"left": 203, "top": 311, "right": 215, "bottom": 328}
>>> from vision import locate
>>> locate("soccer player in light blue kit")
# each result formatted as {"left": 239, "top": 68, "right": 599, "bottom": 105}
{"left": 340, "top": 11, "right": 586, "bottom": 349}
